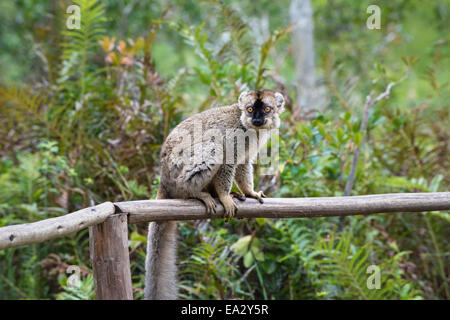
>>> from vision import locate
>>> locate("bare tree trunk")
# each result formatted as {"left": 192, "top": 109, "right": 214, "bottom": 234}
{"left": 290, "top": 0, "right": 323, "bottom": 116}
{"left": 338, "top": 76, "right": 408, "bottom": 231}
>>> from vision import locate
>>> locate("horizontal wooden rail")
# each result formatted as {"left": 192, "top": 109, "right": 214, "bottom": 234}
{"left": 0, "top": 193, "right": 449, "bottom": 250}
{"left": 118, "top": 192, "right": 450, "bottom": 224}
{"left": 0, "top": 202, "right": 115, "bottom": 250}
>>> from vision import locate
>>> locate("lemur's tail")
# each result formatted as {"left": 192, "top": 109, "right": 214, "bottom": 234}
{"left": 144, "top": 187, "right": 178, "bottom": 300}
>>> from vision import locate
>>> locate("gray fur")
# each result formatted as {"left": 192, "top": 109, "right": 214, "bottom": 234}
{"left": 144, "top": 90, "right": 284, "bottom": 299}
{"left": 144, "top": 187, "right": 178, "bottom": 300}
{"left": 144, "top": 220, "right": 178, "bottom": 300}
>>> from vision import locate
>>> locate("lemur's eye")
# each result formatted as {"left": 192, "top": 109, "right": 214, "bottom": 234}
{"left": 247, "top": 106, "right": 254, "bottom": 113}
{"left": 264, "top": 106, "right": 272, "bottom": 113}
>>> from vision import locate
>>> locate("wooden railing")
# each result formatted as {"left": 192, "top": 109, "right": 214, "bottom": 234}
{"left": 1, "top": 192, "right": 449, "bottom": 299}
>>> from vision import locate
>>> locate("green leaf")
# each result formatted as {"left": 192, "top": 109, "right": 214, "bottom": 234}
{"left": 243, "top": 251, "right": 254, "bottom": 268}
{"left": 336, "top": 128, "right": 345, "bottom": 143}
{"left": 354, "top": 132, "right": 362, "bottom": 146}
{"left": 317, "top": 122, "right": 326, "bottom": 137}
{"left": 256, "top": 218, "right": 266, "bottom": 226}
{"left": 254, "top": 251, "right": 265, "bottom": 262}
{"left": 231, "top": 235, "right": 252, "bottom": 255}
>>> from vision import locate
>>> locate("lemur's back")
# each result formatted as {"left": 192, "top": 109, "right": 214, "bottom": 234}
{"left": 161, "top": 104, "right": 242, "bottom": 157}
{"left": 159, "top": 104, "right": 243, "bottom": 199}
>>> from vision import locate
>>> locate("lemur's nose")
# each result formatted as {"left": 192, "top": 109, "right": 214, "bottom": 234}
{"left": 252, "top": 118, "right": 264, "bottom": 126}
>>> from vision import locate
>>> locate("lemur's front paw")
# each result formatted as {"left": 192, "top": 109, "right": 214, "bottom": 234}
{"left": 247, "top": 190, "right": 267, "bottom": 204}
{"left": 220, "top": 196, "right": 237, "bottom": 221}
{"left": 201, "top": 195, "right": 217, "bottom": 215}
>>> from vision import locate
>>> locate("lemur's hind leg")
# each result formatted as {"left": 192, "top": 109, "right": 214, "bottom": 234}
{"left": 179, "top": 161, "right": 220, "bottom": 215}
{"left": 190, "top": 191, "right": 217, "bottom": 215}
{"left": 212, "top": 164, "right": 237, "bottom": 220}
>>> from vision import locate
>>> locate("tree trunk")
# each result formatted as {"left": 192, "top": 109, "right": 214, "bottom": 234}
{"left": 289, "top": 0, "right": 323, "bottom": 116}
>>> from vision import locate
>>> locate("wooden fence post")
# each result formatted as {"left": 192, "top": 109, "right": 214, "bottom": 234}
{"left": 89, "top": 213, "right": 133, "bottom": 300}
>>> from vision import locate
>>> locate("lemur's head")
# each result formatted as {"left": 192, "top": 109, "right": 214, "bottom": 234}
{"left": 238, "top": 90, "right": 285, "bottom": 130}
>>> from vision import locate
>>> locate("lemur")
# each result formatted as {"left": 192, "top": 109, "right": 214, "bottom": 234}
{"left": 145, "top": 90, "right": 285, "bottom": 299}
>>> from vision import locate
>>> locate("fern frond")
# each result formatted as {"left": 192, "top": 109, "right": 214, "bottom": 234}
{"left": 56, "top": 275, "right": 95, "bottom": 300}
{"left": 255, "top": 24, "right": 293, "bottom": 88}
{"left": 61, "top": 0, "right": 106, "bottom": 59}
{"left": 208, "top": 0, "right": 254, "bottom": 66}
{"left": 324, "top": 53, "right": 360, "bottom": 111}
{"left": 0, "top": 86, "right": 47, "bottom": 117}
{"left": 181, "top": 235, "right": 241, "bottom": 299}
{"left": 58, "top": 0, "right": 106, "bottom": 98}
{"left": 311, "top": 233, "right": 419, "bottom": 299}
{"left": 0, "top": 86, "right": 48, "bottom": 151}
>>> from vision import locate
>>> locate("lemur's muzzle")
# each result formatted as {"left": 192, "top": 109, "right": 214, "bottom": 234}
{"left": 252, "top": 118, "right": 265, "bottom": 126}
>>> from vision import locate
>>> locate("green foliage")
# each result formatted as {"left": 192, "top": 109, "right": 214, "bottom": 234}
{"left": 56, "top": 274, "right": 95, "bottom": 300}
{"left": 232, "top": 235, "right": 265, "bottom": 268}
{"left": 180, "top": 234, "right": 242, "bottom": 299}
{"left": 0, "top": 0, "right": 448, "bottom": 300}
{"left": 59, "top": 0, "right": 106, "bottom": 93}
{"left": 311, "top": 233, "right": 421, "bottom": 299}
{"left": 172, "top": 3, "right": 291, "bottom": 108}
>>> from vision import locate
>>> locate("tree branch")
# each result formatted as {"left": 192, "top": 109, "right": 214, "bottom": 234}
{"left": 339, "top": 75, "right": 408, "bottom": 230}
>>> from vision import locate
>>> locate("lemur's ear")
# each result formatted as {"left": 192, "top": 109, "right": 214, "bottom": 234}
{"left": 274, "top": 92, "right": 285, "bottom": 113}
{"left": 238, "top": 91, "right": 250, "bottom": 110}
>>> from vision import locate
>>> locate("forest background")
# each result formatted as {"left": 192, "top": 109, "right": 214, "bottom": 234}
{"left": 0, "top": 0, "right": 448, "bottom": 300}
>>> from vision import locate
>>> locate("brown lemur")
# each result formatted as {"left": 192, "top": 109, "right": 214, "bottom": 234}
{"left": 145, "top": 89, "right": 285, "bottom": 299}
